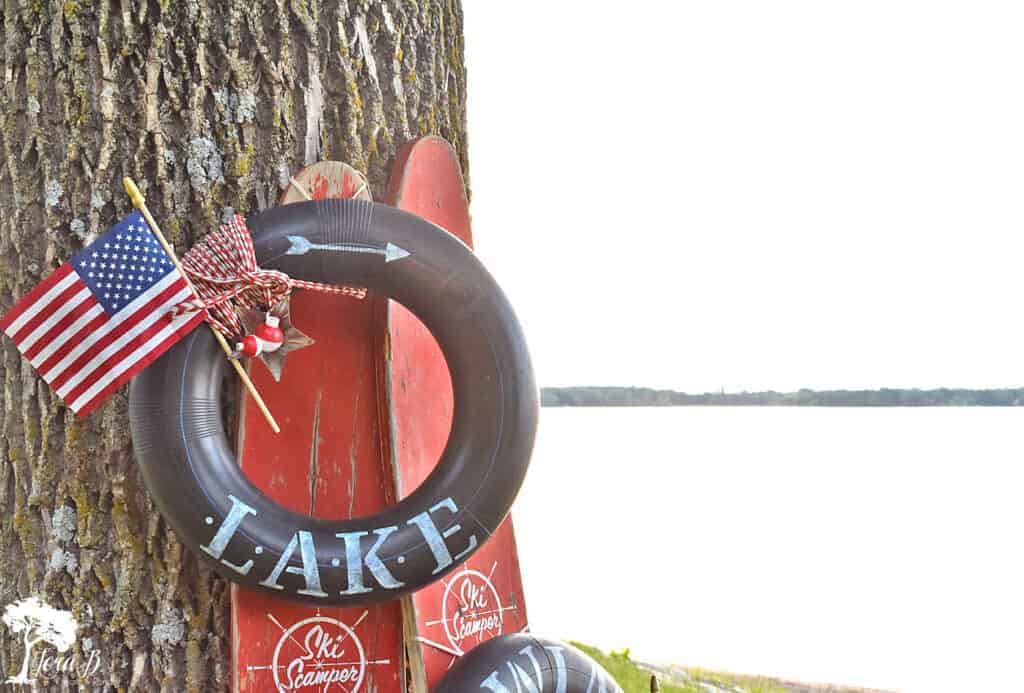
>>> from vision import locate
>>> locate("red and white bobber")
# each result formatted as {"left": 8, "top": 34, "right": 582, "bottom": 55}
{"left": 235, "top": 314, "right": 285, "bottom": 357}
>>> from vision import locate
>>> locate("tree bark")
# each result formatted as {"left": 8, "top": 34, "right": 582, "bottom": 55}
{"left": 0, "top": 1, "right": 468, "bottom": 689}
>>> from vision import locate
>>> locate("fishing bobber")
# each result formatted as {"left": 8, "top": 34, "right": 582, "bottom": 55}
{"left": 235, "top": 314, "right": 285, "bottom": 357}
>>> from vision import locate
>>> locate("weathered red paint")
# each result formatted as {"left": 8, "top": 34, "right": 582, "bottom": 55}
{"left": 386, "top": 136, "right": 529, "bottom": 689}
{"left": 231, "top": 163, "right": 404, "bottom": 693}
{"left": 229, "top": 143, "right": 527, "bottom": 692}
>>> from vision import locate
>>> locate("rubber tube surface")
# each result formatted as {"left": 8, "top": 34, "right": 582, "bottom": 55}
{"left": 434, "top": 634, "right": 623, "bottom": 693}
{"left": 129, "top": 199, "right": 537, "bottom": 605}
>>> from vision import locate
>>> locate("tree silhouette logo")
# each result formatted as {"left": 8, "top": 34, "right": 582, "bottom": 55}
{"left": 2, "top": 597, "right": 77, "bottom": 684}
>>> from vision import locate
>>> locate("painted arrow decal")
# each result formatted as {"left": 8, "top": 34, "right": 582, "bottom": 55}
{"left": 285, "top": 235, "right": 411, "bottom": 263}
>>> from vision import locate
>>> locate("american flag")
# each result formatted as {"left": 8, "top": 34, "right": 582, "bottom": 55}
{"left": 0, "top": 211, "right": 204, "bottom": 417}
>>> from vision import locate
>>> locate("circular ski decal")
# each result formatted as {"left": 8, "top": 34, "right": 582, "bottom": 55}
{"left": 440, "top": 568, "right": 504, "bottom": 653}
{"left": 250, "top": 610, "right": 394, "bottom": 692}
{"left": 271, "top": 615, "right": 366, "bottom": 691}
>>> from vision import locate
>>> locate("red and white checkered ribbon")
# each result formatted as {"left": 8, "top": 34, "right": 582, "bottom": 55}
{"left": 176, "top": 214, "right": 366, "bottom": 341}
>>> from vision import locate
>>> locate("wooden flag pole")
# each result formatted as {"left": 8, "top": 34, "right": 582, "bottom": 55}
{"left": 122, "top": 178, "right": 281, "bottom": 434}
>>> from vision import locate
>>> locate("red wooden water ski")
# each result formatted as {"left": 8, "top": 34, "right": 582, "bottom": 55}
{"left": 231, "top": 163, "right": 405, "bottom": 693}
{"left": 385, "top": 136, "right": 530, "bottom": 690}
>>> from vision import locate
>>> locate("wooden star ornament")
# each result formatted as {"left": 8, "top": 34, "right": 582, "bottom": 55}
{"left": 238, "top": 297, "right": 314, "bottom": 382}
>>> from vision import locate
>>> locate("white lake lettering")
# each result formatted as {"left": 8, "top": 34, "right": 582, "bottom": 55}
{"left": 199, "top": 495, "right": 477, "bottom": 597}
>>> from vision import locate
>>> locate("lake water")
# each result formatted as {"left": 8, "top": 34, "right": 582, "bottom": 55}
{"left": 510, "top": 407, "right": 1024, "bottom": 693}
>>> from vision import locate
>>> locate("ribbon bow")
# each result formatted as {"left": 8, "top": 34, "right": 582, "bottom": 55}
{"left": 177, "top": 215, "right": 365, "bottom": 341}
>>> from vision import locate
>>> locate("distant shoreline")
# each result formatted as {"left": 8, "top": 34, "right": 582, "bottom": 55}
{"left": 541, "top": 386, "right": 1024, "bottom": 407}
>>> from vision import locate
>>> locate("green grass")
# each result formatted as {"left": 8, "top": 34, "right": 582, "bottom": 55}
{"left": 692, "top": 668, "right": 789, "bottom": 693}
{"left": 569, "top": 642, "right": 788, "bottom": 693}
{"left": 569, "top": 642, "right": 698, "bottom": 693}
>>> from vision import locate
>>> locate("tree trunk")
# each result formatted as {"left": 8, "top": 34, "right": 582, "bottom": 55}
{"left": 0, "top": 1, "right": 468, "bottom": 690}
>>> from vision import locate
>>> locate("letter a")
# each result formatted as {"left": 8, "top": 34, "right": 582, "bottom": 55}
{"left": 259, "top": 530, "right": 328, "bottom": 597}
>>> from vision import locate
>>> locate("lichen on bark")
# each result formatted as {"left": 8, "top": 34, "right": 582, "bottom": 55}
{"left": 0, "top": 1, "right": 467, "bottom": 690}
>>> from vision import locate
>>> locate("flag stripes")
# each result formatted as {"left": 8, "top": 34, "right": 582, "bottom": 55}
{"left": 0, "top": 212, "right": 205, "bottom": 417}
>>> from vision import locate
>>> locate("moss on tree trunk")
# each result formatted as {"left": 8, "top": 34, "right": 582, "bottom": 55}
{"left": 0, "top": 1, "right": 467, "bottom": 689}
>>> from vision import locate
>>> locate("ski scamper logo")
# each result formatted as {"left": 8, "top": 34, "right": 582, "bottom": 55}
{"left": 248, "top": 610, "right": 390, "bottom": 691}
{"left": 417, "top": 561, "right": 521, "bottom": 662}
{"left": 436, "top": 567, "right": 505, "bottom": 654}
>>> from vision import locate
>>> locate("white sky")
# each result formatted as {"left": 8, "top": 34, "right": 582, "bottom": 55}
{"left": 463, "top": 1, "right": 1024, "bottom": 393}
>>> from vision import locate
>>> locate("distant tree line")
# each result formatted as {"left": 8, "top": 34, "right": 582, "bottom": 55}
{"left": 540, "top": 386, "right": 1024, "bottom": 407}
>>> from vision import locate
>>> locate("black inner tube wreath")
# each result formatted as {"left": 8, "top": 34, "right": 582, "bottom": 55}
{"left": 129, "top": 199, "right": 538, "bottom": 606}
